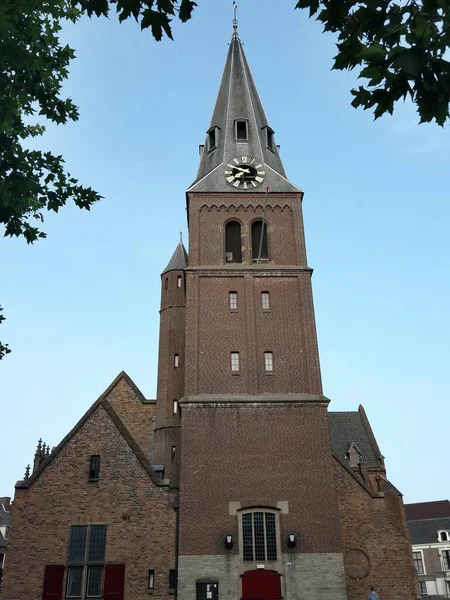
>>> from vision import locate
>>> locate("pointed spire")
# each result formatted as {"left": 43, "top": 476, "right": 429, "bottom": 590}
{"left": 162, "top": 240, "right": 188, "bottom": 275}
{"left": 188, "top": 31, "right": 301, "bottom": 194}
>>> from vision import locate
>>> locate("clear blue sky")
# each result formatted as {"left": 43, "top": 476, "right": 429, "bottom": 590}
{"left": 1, "top": 1, "right": 449, "bottom": 503}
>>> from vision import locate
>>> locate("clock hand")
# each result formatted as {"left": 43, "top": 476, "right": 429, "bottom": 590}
{"left": 233, "top": 166, "right": 250, "bottom": 173}
{"left": 233, "top": 171, "right": 244, "bottom": 178}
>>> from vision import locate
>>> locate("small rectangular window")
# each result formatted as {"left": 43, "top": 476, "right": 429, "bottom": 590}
{"left": 413, "top": 551, "right": 425, "bottom": 575}
{"left": 264, "top": 351, "right": 274, "bottom": 373}
{"left": 171, "top": 446, "right": 176, "bottom": 462}
{"left": 169, "top": 569, "right": 177, "bottom": 590}
{"left": 66, "top": 566, "right": 83, "bottom": 598}
{"left": 207, "top": 127, "right": 218, "bottom": 150}
{"left": 86, "top": 566, "right": 103, "bottom": 598}
{"left": 229, "top": 291, "right": 238, "bottom": 311}
{"left": 261, "top": 292, "right": 270, "bottom": 311}
{"left": 177, "top": 275, "right": 182, "bottom": 288}
{"left": 69, "top": 526, "right": 87, "bottom": 562}
{"left": 164, "top": 277, "right": 168, "bottom": 290}
{"left": 174, "top": 354, "right": 179, "bottom": 367}
{"left": 235, "top": 120, "right": 248, "bottom": 140}
{"left": 231, "top": 352, "right": 240, "bottom": 373}
{"left": 419, "top": 582, "right": 427, "bottom": 595}
{"left": 89, "top": 455, "right": 100, "bottom": 481}
{"left": 266, "top": 127, "right": 274, "bottom": 150}
{"left": 148, "top": 569, "right": 155, "bottom": 590}
{"left": 173, "top": 400, "right": 178, "bottom": 415}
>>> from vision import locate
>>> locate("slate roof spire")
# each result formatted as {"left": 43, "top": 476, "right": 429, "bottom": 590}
{"left": 162, "top": 237, "right": 188, "bottom": 274}
{"left": 188, "top": 30, "right": 301, "bottom": 194}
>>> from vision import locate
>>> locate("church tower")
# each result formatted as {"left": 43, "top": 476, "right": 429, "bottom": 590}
{"left": 170, "top": 27, "right": 348, "bottom": 600}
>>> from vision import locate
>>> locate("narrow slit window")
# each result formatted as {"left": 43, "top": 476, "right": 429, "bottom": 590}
{"left": 89, "top": 455, "right": 100, "bottom": 481}
{"left": 266, "top": 127, "right": 274, "bottom": 150}
{"left": 235, "top": 120, "right": 248, "bottom": 140}
{"left": 261, "top": 292, "right": 270, "bottom": 311}
{"left": 177, "top": 275, "right": 182, "bottom": 288}
{"left": 148, "top": 570, "right": 155, "bottom": 590}
{"left": 174, "top": 354, "right": 179, "bottom": 367}
{"left": 165, "top": 277, "right": 168, "bottom": 290}
{"left": 231, "top": 352, "right": 240, "bottom": 373}
{"left": 171, "top": 446, "right": 176, "bottom": 461}
{"left": 264, "top": 352, "right": 274, "bottom": 373}
{"left": 169, "top": 569, "right": 177, "bottom": 590}
{"left": 229, "top": 292, "right": 238, "bottom": 311}
{"left": 173, "top": 400, "right": 178, "bottom": 415}
{"left": 207, "top": 126, "right": 219, "bottom": 151}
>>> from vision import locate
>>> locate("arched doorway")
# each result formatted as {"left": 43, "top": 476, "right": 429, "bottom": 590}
{"left": 241, "top": 569, "right": 282, "bottom": 600}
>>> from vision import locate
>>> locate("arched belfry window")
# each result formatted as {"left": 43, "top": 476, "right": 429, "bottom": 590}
{"left": 251, "top": 220, "right": 268, "bottom": 263}
{"left": 225, "top": 221, "right": 242, "bottom": 263}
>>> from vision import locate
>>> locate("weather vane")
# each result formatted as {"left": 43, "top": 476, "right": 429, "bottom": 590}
{"left": 232, "top": 1, "right": 238, "bottom": 32}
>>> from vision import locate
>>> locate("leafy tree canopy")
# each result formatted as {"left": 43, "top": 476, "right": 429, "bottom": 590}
{"left": 1, "top": 0, "right": 449, "bottom": 357}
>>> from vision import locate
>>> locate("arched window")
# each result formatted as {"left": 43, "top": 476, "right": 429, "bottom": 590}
{"left": 241, "top": 511, "right": 277, "bottom": 561}
{"left": 225, "top": 221, "right": 242, "bottom": 263}
{"left": 251, "top": 220, "right": 268, "bottom": 263}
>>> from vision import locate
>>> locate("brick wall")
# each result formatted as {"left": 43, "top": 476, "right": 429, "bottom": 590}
{"left": 179, "top": 402, "right": 341, "bottom": 557}
{"left": 154, "top": 269, "right": 186, "bottom": 484}
{"left": 187, "top": 193, "right": 307, "bottom": 267}
{"left": 107, "top": 376, "right": 155, "bottom": 462}
{"left": 334, "top": 460, "right": 417, "bottom": 600}
{"left": 2, "top": 403, "right": 176, "bottom": 600}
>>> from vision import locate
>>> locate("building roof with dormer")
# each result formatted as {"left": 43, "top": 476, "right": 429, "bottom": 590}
{"left": 187, "top": 32, "right": 301, "bottom": 194}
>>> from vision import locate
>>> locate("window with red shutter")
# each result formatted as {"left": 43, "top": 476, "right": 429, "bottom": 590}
{"left": 103, "top": 564, "right": 125, "bottom": 600}
{"left": 42, "top": 565, "right": 65, "bottom": 600}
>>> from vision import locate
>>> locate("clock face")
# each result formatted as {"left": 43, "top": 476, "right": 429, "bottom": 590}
{"left": 224, "top": 156, "right": 266, "bottom": 189}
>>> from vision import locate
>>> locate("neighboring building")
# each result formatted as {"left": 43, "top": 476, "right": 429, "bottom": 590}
{"left": 406, "top": 500, "right": 450, "bottom": 598}
{"left": 2, "top": 25, "right": 417, "bottom": 600}
{"left": 0, "top": 497, "right": 10, "bottom": 593}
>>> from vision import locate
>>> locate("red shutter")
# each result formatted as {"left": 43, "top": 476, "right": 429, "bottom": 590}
{"left": 42, "top": 565, "right": 65, "bottom": 600}
{"left": 103, "top": 564, "right": 126, "bottom": 600}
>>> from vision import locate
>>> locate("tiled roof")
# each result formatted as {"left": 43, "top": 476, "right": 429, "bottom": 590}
{"left": 328, "top": 406, "right": 384, "bottom": 470}
{"left": 407, "top": 517, "right": 450, "bottom": 544}
{"left": 0, "top": 530, "right": 7, "bottom": 548}
{"left": 405, "top": 500, "right": 450, "bottom": 521}
{"left": 0, "top": 504, "right": 10, "bottom": 527}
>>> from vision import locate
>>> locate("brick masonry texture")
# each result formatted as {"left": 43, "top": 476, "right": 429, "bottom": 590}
{"left": 2, "top": 395, "right": 176, "bottom": 600}
{"left": 334, "top": 462, "right": 417, "bottom": 600}
{"left": 154, "top": 269, "right": 186, "bottom": 484}
{"left": 178, "top": 553, "right": 347, "bottom": 600}
{"left": 186, "top": 193, "right": 308, "bottom": 268}
{"left": 179, "top": 403, "right": 342, "bottom": 556}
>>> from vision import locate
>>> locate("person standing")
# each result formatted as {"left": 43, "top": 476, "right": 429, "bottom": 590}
{"left": 368, "top": 586, "right": 379, "bottom": 600}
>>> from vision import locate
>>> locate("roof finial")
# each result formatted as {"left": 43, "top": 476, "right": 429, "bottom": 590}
{"left": 180, "top": 231, "right": 183, "bottom": 243}
{"left": 232, "top": 1, "right": 238, "bottom": 36}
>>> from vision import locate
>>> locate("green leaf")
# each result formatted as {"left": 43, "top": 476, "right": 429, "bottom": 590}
{"left": 359, "top": 66, "right": 385, "bottom": 86}
{"left": 392, "top": 49, "right": 428, "bottom": 76}
{"left": 179, "top": 0, "right": 197, "bottom": 22}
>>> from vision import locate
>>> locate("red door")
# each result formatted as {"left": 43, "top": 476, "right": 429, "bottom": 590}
{"left": 241, "top": 569, "right": 282, "bottom": 600}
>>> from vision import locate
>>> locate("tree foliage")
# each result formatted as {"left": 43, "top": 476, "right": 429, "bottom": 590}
{"left": 295, "top": 0, "right": 450, "bottom": 125}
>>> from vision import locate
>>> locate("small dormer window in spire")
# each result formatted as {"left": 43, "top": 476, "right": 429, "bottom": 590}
{"left": 263, "top": 126, "right": 275, "bottom": 151}
{"left": 346, "top": 443, "right": 362, "bottom": 468}
{"left": 207, "top": 126, "right": 219, "bottom": 151}
{"left": 235, "top": 119, "right": 248, "bottom": 141}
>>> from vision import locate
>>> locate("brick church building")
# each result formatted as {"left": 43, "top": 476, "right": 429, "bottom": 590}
{"left": 2, "top": 27, "right": 417, "bottom": 600}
